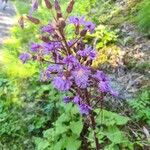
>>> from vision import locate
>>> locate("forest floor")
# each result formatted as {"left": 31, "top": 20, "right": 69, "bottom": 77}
{"left": 0, "top": 2, "right": 16, "bottom": 46}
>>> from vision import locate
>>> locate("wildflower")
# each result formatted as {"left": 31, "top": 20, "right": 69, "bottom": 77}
{"left": 77, "top": 46, "right": 96, "bottom": 60}
{"left": 63, "top": 55, "right": 79, "bottom": 70}
{"left": 40, "top": 70, "right": 51, "bottom": 81}
{"left": 41, "top": 24, "right": 54, "bottom": 33}
{"left": 30, "top": 43, "right": 41, "bottom": 52}
{"left": 93, "top": 70, "right": 109, "bottom": 82}
{"left": 42, "top": 42, "right": 62, "bottom": 54}
{"left": 63, "top": 96, "right": 71, "bottom": 103}
{"left": 19, "top": 53, "right": 30, "bottom": 63}
{"left": 79, "top": 104, "right": 92, "bottom": 115}
{"left": 72, "top": 65, "right": 91, "bottom": 88}
{"left": 52, "top": 75, "right": 72, "bottom": 91}
{"left": 98, "top": 81, "right": 110, "bottom": 93}
{"left": 47, "top": 64, "right": 63, "bottom": 73}
{"left": 69, "top": 16, "right": 85, "bottom": 26}
{"left": 73, "top": 95, "right": 81, "bottom": 104}
{"left": 84, "top": 21, "right": 95, "bottom": 33}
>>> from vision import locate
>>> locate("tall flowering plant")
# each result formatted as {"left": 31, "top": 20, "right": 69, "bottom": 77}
{"left": 19, "top": 0, "right": 118, "bottom": 149}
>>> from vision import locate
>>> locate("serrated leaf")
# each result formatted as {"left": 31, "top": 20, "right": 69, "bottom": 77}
{"left": 70, "top": 120, "right": 83, "bottom": 135}
{"left": 66, "top": 137, "right": 81, "bottom": 150}
{"left": 95, "top": 109, "right": 130, "bottom": 126}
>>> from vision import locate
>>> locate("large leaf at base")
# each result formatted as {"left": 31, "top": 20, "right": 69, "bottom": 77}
{"left": 66, "top": 136, "right": 81, "bottom": 150}
{"left": 95, "top": 109, "right": 130, "bottom": 126}
{"left": 70, "top": 120, "right": 83, "bottom": 135}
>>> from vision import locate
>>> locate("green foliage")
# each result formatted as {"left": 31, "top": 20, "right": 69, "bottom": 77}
{"left": 34, "top": 103, "right": 83, "bottom": 150}
{"left": 0, "top": 72, "right": 64, "bottom": 149}
{"left": 136, "top": 0, "right": 150, "bottom": 35}
{"left": 129, "top": 90, "right": 150, "bottom": 125}
{"left": 85, "top": 25, "right": 117, "bottom": 49}
{"left": 88, "top": 109, "right": 133, "bottom": 150}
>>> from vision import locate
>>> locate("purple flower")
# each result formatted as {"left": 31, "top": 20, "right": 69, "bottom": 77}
{"left": 98, "top": 81, "right": 110, "bottom": 93}
{"left": 19, "top": 53, "right": 30, "bottom": 63}
{"left": 47, "top": 64, "right": 63, "bottom": 73}
{"left": 52, "top": 75, "right": 72, "bottom": 91}
{"left": 40, "top": 70, "right": 51, "bottom": 81}
{"left": 63, "top": 96, "right": 71, "bottom": 103}
{"left": 93, "top": 70, "right": 109, "bottom": 82}
{"left": 79, "top": 104, "right": 91, "bottom": 115}
{"left": 30, "top": 43, "right": 41, "bottom": 52}
{"left": 69, "top": 16, "right": 85, "bottom": 25}
{"left": 42, "top": 42, "right": 62, "bottom": 54}
{"left": 72, "top": 65, "right": 91, "bottom": 88}
{"left": 41, "top": 24, "right": 54, "bottom": 33}
{"left": 84, "top": 21, "right": 95, "bottom": 33}
{"left": 63, "top": 55, "right": 79, "bottom": 70}
{"left": 30, "top": 0, "right": 39, "bottom": 16}
{"left": 73, "top": 95, "right": 81, "bottom": 104}
{"left": 77, "top": 46, "right": 96, "bottom": 60}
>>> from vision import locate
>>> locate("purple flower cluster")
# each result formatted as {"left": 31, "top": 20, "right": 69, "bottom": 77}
{"left": 19, "top": 0, "right": 118, "bottom": 115}
{"left": 19, "top": 53, "right": 30, "bottom": 63}
{"left": 69, "top": 16, "right": 96, "bottom": 33}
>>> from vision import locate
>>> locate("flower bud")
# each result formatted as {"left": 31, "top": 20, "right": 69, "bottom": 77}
{"left": 44, "top": 0, "right": 52, "bottom": 9}
{"left": 54, "top": 0, "right": 61, "bottom": 11}
{"left": 27, "top": 16, "right": 40, "bottom": 24}
{"left": 80, "top": 29, "right": 87, "bottom": 37}
{"left": 39, "top": 36, "right": 50, "bottom": 42}
{"left": 66, "top": 0, "right": 75, "bottom": 13}
{"left": 57, "top": 12, "right": 63, "bottom": 19}
{"left": 58, "top": 18, "right": 66, "bottom": 29}
{"left": 18, "top": 16, "right": 24, "bottom": 29}
{"left": 75, "top": 25, "right": 80, "bottom": 35}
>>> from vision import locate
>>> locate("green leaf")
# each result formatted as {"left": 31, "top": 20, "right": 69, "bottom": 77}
{"left": 104, "top": 126, "right": 125, "bottom": 144}
{"left": 70, "top": 120, "right": 83, "bottom": 135}
{"left": 66, "top": 137, "right": 81, "bottom": 150}
{"left": 34, "top": 137, "right": 49, "bottom": 150}
{"left": 95, "top": 109, "right": 130, "bottom": 126}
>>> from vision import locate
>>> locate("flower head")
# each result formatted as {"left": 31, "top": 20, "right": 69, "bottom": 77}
{"left": 41, "top": 24, "right": 54, "bottom": 33}
{"left": 63, "top": 96, "right": 71, "bottom": 103}
{"left": 69, "top": 16, "right": 85, "bottom": 25}
{"left": 77, "top": 46, "right": 96, "bottom": 60}
{"left": 63, "top": 55, "right": 79, "bottom": 70}
{"left": 93, "top": 70, "right": 109, "bottom": 82}
{"left": 52, "top": 75, "right": 72, "bottom": 91}
{"left": 72, "top": 65, "right": 91, "bottom": 88}
{"left": 40, "top": 70, "right": 51, "bottom": 81}
{"left": 73, "top": 95, "right": 81, "bottom": 104}
{"left": 84, "top": 21, "right": 95, "bottom": 33}
{"left": 47, "top": 64, "right": 63, "bottom": 73}
{"left": 30, "top": 43, "right": 41, "bottom": 52}
{"left": 19, "top": 53, "right": 30, "bottom": 63}
{"left": 42, "top": 42, "right": 62, "bottom": 54}
{"left": 79, "top": 104, "right": 91, "bottom": 115}
{"left": 98, "top": 81, "right": 110, "bottom": 93}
